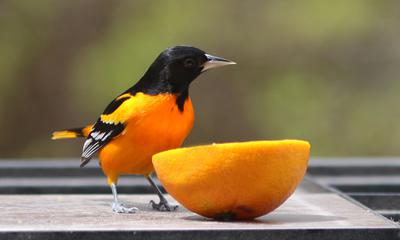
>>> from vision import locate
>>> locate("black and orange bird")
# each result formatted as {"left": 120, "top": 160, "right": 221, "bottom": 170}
{"left": 52, "top": 46, "right": 235, "bottom": 213}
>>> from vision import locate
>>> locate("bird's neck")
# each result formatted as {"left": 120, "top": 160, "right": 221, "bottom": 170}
{"left": 124, "top": 70, "right": 190, "bottom": 112}
{"left": 175, "top": 88, "right": 189, "bottom": 112}
{"left": 126, "top": 76, "right": 189, "bottom": 95}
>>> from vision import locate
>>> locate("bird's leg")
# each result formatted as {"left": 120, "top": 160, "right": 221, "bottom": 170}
{"left": 146, "top": 175, "right": 178, "bottom": 211}
{"left": 110, "top": 183, "right": 138, "bottom": 213}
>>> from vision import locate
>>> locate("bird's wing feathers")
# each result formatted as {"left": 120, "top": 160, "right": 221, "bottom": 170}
{"left": 80, "top": 94, "right": 135, "bottom": 167}
{"left": 80, "top": 121, "right": 124, "bottom": 167}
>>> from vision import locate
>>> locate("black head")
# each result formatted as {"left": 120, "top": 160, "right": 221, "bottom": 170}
{"left": 130, "top": 46, "right": 235, "bottom": 95}
{"left": 155, "top": 46, "right": 208, "bottom": 89}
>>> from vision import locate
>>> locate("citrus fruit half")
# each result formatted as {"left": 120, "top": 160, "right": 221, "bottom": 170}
{"left": 152, "top": 140, "right": 310, "bottom": 220}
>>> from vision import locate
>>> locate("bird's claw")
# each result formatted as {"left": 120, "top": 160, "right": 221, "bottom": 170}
{"left": 112, "top": 202, "right": 138, "bottom": 213}
{"left": 149, "top": 200, "right": 178, "bottom": 212}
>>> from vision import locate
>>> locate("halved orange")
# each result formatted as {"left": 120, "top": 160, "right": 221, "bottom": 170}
{"left": 153, "top": 140, "right": 310, "bottom": 220}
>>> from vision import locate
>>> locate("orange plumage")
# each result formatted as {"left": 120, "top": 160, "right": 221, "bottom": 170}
{"left": 99, "top": 93, "right": 194, "bottom": 184}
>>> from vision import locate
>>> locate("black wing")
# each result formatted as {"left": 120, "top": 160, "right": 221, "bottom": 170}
{"left": 80, "top": 120, "right": 124, "bottom": 167}
{"left": 80, "top": 95, "right": 131, "bottom": 167}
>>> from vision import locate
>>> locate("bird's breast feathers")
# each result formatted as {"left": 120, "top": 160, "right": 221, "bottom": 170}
{"left": 99, "top": 92, "right": 195, "bottom": 148}
{"left": 80, "top": 92, "right": 194, "bottom": 166}
{"left": 100, "top": 92, "right": 194, "bottom": 129}
{"left": 98, "top": 92, "right": 194, "bottom": 175}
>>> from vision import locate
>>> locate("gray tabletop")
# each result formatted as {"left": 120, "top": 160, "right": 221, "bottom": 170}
{"left": 0, "top": 158, "right": 399, "bottom": 240}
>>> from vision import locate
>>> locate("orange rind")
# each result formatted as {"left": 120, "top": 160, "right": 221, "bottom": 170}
{"left": 153, "top": 140, "right": 310, "bottom": 220}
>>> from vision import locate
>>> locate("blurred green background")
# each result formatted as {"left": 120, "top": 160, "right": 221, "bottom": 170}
{"left": 1, "top": 0, "right": 400, "bottom": 158}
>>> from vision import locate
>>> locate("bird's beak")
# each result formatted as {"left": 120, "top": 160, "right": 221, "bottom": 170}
{"left": 201, "top": 54, "right": 236, "bottom": 72}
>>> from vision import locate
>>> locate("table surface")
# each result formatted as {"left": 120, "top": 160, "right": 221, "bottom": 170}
{"left": 0, "top": 192, "right": 395, "bottom": 231}
{"left": 0, "top": 159, "right": 399, "bottom": 240}
{"left": 1, "top": 190, "right": 399, "bottom": 239}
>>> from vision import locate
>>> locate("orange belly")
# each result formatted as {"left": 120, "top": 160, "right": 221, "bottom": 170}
{"left": 99, "top": 94, "right": 194, "bottom": 184}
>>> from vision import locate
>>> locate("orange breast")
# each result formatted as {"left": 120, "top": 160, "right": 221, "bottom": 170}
{"left": 99, "top": 93, "right": 194, "bottom": 183}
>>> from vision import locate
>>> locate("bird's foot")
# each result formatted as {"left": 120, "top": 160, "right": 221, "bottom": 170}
{"left": 149, "top": 199, "right": 178, "bottom": 212}
{"left": 112, "top": 202, "right": 138, "bottom": 214}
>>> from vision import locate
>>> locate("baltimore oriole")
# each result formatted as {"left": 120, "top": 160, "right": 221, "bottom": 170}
{"left": 52, "top": 46, "right": 235, "bottom": 213}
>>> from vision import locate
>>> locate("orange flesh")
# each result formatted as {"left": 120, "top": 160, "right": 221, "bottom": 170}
{"left": 152, "top": 140, "right": 310, "bottom": 220}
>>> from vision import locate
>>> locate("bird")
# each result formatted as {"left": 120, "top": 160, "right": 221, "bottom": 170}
{"left": 52, "top": 46, "right": 236, "bottom": 213}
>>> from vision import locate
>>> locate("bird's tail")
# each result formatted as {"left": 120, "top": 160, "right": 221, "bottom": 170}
{"left": 51, "top": 125, "right": 93, "bottom": 140}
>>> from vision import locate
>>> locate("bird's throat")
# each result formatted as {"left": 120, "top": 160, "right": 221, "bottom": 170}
{"left": 175, "top": 88, "right": 189, "bottom": 112}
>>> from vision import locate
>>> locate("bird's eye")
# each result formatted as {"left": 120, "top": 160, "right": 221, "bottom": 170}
{"left": 183, "top": 58, "right": 196, "bottom": 68}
